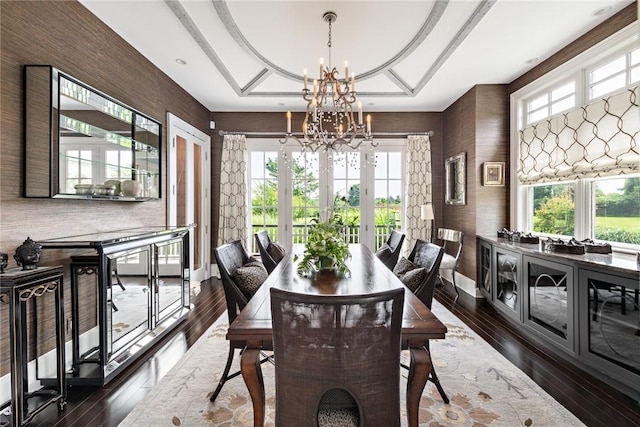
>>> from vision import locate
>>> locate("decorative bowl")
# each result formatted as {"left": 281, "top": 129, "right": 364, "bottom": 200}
{"left": 74, "top": 184, "right": 94, "bottom": 195}
{"left": 93, "top": 184, "right": 116, "bottom": 196}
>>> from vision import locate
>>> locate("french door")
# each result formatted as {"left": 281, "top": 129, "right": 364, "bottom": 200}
{"left": 168, "top": 113, "right": 211, "bottom": 281}
{"left": 248, "top": 139, "right": 404, "bottom": 252}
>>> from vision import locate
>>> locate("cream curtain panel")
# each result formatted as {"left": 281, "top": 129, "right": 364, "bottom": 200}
{"left": 218, "top": 134, "right": 249, "bottom": 248}
{"left": 403, "top": 134, "right": 433, "bottom": 256}
{"left": 519, "top": 86, "right": 639, "bottom": 184}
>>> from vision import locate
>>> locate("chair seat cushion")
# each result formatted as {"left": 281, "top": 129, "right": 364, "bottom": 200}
{"left": 232, "top": 258, "right": 268, "bottom": 299}
{"left": 439, "top": 253, "right": 457, "bottom": 270}
{"left": 267, "top": 241, "right": 286, "bottom": 262}
{"left": 318, "top": 408, "right": 359, "bottom": 427}
{"left": 393, "top": 257, "right": 427, "bottom": 292}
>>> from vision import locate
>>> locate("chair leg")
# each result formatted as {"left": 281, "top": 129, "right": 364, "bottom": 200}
{"left": 429, "top": 365, "right": 449, "bottom": 404}
{"left": 439, "top": 270, "right": 459, "bottom": 302}
{"left": 450, "top": 270, "right": 460, "bottom": 302}
{"left": 210, "top": 345, "right": 237, "bottom": 402}
{"left": 210, "top": 346, "right": 273, "bottom": 403}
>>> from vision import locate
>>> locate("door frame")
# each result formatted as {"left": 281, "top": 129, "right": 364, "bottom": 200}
{"left": 167, "top": 113, "right": 212, "bottom": 281}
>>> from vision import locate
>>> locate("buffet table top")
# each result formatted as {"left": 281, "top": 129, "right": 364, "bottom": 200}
{"left": 478, "top": 234, "right": 639, "bottom": 275}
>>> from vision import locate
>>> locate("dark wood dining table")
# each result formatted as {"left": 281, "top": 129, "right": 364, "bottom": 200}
{"left": 226, "top": 244, "right": 447, "bottom": 427}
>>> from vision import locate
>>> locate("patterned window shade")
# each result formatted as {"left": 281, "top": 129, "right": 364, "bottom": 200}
{"left": 518, "top": 86, "right": 638, "bottom": 184}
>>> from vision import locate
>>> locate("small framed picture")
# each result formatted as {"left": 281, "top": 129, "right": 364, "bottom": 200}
{"left": 483, "top": 162, "right": 505, "bottom": 186}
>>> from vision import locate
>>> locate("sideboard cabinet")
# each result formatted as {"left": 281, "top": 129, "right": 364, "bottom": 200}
{"left": 477, "top": 235, "right": 639, "bottom": 400}
{"left": 39, "top": 227, "right": 190, "bottom": 385}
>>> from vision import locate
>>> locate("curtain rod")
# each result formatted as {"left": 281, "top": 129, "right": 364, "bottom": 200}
{"left": 218, "top": 130, "right": 434, "bottom": 137}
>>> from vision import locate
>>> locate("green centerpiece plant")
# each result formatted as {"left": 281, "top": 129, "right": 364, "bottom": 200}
{"left": 295, "top": 205, "right": 351, "bottom": 277}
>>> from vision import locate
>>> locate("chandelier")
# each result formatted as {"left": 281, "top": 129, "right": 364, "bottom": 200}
{"left": 281, "top": 11, "right": 376, "bottom": 153}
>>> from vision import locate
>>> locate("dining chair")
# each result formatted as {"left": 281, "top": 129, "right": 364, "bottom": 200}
{"left": 255, "top": 230, "right": 285, "bottom": 274}
{"left": 270, "top": 286, "right": 405, "bottom": 427}
{"left": 210, "top": 240, "right": 271, "bottom": 402}
{"left": 399, "top": 239, "right": 449, "bottom": 403}
{"left": 437, "top": 228, "right": 464, "bottom": 301}
{"left": 375, "top": 230, "right": 405, "bottom": 271}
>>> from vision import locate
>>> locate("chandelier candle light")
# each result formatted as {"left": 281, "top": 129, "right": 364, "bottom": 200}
{"left": 282, "top": 11, "right": 375, "bottom": 153}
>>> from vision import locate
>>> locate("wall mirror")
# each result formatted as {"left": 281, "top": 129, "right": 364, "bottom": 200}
{"left": 445, "top": 152, "right": 466, "bottom": 205}
{"left": 24, "top": 65, "right": 161, "bottom": 200}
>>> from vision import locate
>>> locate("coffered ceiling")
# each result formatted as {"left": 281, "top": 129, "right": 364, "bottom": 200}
{"left": 79, "top": 0, "right": 633, "bottom": 112}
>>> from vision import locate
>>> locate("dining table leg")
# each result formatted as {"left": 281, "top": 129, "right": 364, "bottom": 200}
{"left": 240, "top": 347, "right": 265, "bottom": 427}
{"left": 406, "top": 346, "right": 432, "bottom": 427}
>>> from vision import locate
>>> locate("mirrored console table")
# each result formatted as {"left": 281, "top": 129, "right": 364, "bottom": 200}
{"left": 39, "top": 227, "right": 190, "bottom": 386}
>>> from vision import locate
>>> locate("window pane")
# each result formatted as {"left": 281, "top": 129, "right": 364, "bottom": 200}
{"left": 551, "top": 95, "right": 575, "bottom": 115}
{"left": 594, "top": 177, "right": 640, "bottom": 245}
{"left": 333, "top": 152, "right": 360, "bottom": 243}
{"left": 590, "top": 74, "right": 627, "bottom": 98}
{"left": 388, "top": 152, "right": 402, "bottom": 179}
{"left": 551, "top": 81, "right": 575, "bottom": 101}
{"left": 532, "top": 183, "right": 575, "bottom": 236}
{"left": 631, "top": 65, "right": 640, "bottom": 84}
{"left": 250, "top": 151, "right": 279, "bottom": 251}
{"left": 292, "top": 152, "right": 319, "bottom": 244}
{"left": 374, "top": 152, "right": 402, "bottom": 249}
{"left": 591, "top": 56, "right": 625, "bottom": 83}
{"left": 528, "top": 94, "right": 548, "bottom": 111}
{"left": 528, "top": 108, "right": 548, "bottom": 124}
{"left": 631, "top": 48, "right": 640, "bottom": 66}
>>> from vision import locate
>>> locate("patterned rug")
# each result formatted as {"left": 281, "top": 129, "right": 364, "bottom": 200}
{"left": 119, "top": 299, "right": 584, "bottom": 426}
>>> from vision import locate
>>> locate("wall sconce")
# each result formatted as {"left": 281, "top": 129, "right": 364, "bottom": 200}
{"left": 421, "top": 204, "right": 435, "bottom": 242}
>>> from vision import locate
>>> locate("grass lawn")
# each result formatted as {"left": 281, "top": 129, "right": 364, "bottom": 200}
{"left": 595, "top": 216, "right": 640, "bottom": 231}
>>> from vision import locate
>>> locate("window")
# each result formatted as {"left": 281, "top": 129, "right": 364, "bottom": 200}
{"left": 105, "top": 150, "right": 133, "bottom": 180}
{"left": 525, "top": 81, "right": 576, "bottom": 125}
{"left": 249, "top": 151, "right": 279, "bottom": 252}
{"left": 374, "top": 152, "right": 403, "bottom": 248}
{"left": 589, "top": 47, "right": 640, "bottom": 99}
{"left": 531, "top": 183, "right": 575, "bottom": 237}
{"left": 594, "top": 176, "right": 640, "bottom": 245}
{"left": 514, "top": 25, "right": 639, "bottom": 250}
{"left": 64, "top": 149, "right": 92, "bottom": 192}
{"left": 247, "top": 139, "right": 405, "bottom": 251}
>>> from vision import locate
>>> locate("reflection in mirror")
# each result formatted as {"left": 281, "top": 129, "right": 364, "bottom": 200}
{"left": 24, "top": 65, "right": 161, "bottom": 200}
{"left": 445, "top": 152, "right": 466, "bottom": 205}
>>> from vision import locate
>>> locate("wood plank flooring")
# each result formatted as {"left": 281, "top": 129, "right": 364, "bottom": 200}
{"left": 27, "top": 279, "right": 640, "bottom": 427}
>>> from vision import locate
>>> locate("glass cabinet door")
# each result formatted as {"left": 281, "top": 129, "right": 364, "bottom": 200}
{"left": 523, "top": 256, "right": 575, "bottom": 351}
{"left": 478, "top": 240, "right": 492, "bottom": 300}
{"left": 494, "top": 247, "right": 521, "bottom": 320}
{"left": 154, "top": 239, "right": 188, "bottom": 324}
{"left": 106, "top": 248, "right": 151, "bottom": 358}
{"left": 579, "top": 269, "right": 640, "bottom": 384}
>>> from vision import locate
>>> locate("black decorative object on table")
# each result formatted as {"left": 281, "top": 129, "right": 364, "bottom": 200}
{"left": 572, "top": 238, "right": 612, "bottom": 254}
{"left": 0, "top": 252, "right": 7, "bottom": 273}
{"left": 13, "top": 237, "right": 42, "bottom": 270}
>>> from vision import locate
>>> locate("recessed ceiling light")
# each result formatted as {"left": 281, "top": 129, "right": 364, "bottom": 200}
{"left": 525, "top": 57, "right": 539, "bottom": 65}
{"left": 593, "top": 6, "right": 612, "bottom": 17}
{"left": 175, "top": 58, "right": 187, "bottom": 65}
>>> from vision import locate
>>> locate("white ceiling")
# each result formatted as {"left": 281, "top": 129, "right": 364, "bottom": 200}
{"left": 79, "top": 0, "right": 634, "bottom": 112}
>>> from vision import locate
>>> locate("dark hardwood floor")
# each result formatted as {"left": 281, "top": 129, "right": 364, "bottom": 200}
{"left": 28, "top": 279, "right": 640, "bottom": 427}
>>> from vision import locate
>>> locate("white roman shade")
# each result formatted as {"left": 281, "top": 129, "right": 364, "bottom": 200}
{"left": 518, "top": 86, "right": 639, "bottom": 184}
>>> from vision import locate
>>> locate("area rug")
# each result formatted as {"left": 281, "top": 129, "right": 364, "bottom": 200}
{"left": 119, "top": 300, "right": 585, "bottom": 426}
